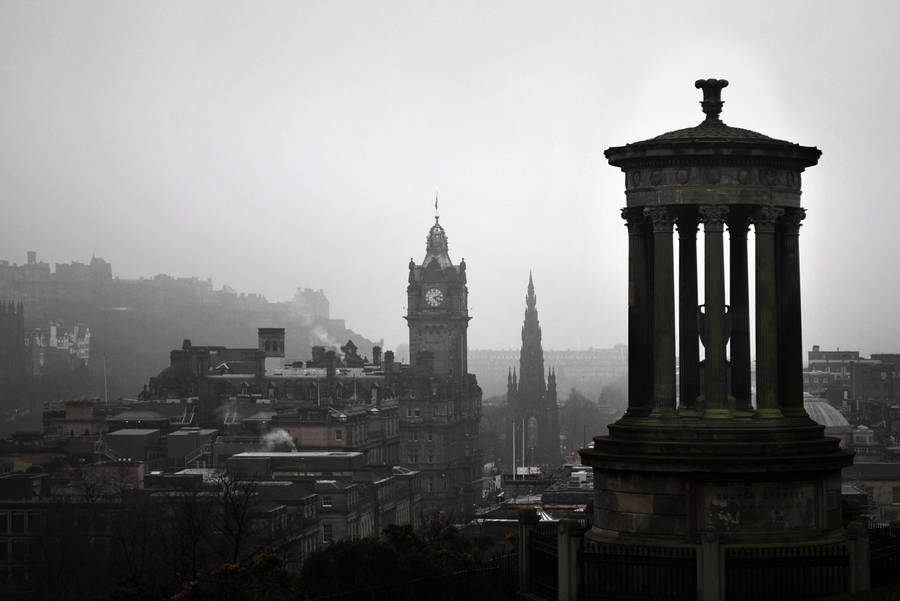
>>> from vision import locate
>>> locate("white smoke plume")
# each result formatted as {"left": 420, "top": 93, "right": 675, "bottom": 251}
{"left": 261, "top": 428, "right": 297, "bottom": 452}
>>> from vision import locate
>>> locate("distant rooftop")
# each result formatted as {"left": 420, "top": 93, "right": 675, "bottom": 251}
{"left": 169, "top": 428, "right": 218, "bottom": 436}
{"left": 107, "top": 428, "right": 160, "bottom": 436}
{"left": 107, "top": 410, "right": 167, "bottom": 421}
{"left": 803, "top": 400, "right": 850, "bottom": 430}
{"left": 231, "top": 451, "right": 362, "bottom": 458}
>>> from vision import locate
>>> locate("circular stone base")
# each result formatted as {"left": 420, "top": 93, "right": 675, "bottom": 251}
{"left": 579, "top": 416, "right": 853, "bottom": 544}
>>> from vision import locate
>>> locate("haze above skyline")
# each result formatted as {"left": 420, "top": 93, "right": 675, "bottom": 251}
{"left": 2, "top": 1, "right": 898, "bottom": 354}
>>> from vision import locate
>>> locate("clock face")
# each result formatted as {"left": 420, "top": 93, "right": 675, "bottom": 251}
{"left": 425, "top": 287, "right": 444, "bottom": 307}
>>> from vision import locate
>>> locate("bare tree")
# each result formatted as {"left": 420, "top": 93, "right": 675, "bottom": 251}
{"left": 211, "top": 474, "right": 269, "bottom": 565}
{"left": 161, "top": 487, "right": 216, "bottom": 581}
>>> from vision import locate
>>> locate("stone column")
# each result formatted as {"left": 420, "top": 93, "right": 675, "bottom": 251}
{"left": 644, "top": 207, "right": 676, "bottom": 417}
{"left": 728, "top": 211, "right": 753, "bottom": 413}
{"left": 623, "top": 208, "right": 653, "bottom": 417}
{"left": 699, "top": 206, "right": 731, "bottom": 419}
{"left": 779, "top": 208, "right": 807, "bottom": 418}
{"left": 557, "top": 519, "right": 583, "bottom": 601}
{"left": 753, "top": 207, "right": 784, "bottom": 418}
{"left": 698, "top": 530, "right": 723, "bottom": 601}
{"left": 517, "top": 507, "right": 538, "bottom": 594}
{"left": 677, "top": 209, "right": 700, "bottom": 416}
{"left": 845, "top": 521, "right": 871, "bottom": 593}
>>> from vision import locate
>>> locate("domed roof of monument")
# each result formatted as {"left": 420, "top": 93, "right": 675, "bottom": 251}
{"left": 605, "top": 78, "right": 821, "bottom": 168}
{"left": 803, "top": 399, "right": 851, "bottom": 431}
{"left": 649, "top": 118, "right": 778, "bottom": 143}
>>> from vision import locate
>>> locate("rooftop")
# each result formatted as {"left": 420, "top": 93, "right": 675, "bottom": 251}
{"left": 107, "top": 428, "right": 160, "bottom": 436}
{"left": 803, "top": 400, "right": 851, "bottom": 430}
{"left": 231, "top": 451, "right": 362, "bottom": 458}
{"left": 169, "top": 428, "right": 218, "bottom": 437}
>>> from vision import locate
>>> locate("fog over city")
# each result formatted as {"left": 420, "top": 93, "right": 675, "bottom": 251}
{"left": 2, "top": 1, "right": 897, "bottom": 354}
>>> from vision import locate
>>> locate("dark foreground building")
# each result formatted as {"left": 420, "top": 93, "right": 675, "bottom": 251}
{"left": 518, "top": 80, "right": 865, "bottom": 601}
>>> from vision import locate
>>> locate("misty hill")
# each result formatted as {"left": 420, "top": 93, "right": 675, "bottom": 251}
{"left": 0, "top": 253, "right": 376, "bottom": 401}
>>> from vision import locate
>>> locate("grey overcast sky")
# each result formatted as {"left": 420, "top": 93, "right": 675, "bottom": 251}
{"left": 1, "top": 1, "right": 898, "bottom": 355}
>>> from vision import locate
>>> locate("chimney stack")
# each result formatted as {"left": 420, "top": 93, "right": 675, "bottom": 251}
{"left": 326, "top": 350, "right": 336, "bottom": 381}
{"left": 311, "top": 346, "right": 325, "bottom": 366}
{"left": 373, "top": 345, "right": 382, "bottom": 366}
{"left": 384, "top": 350, "right": 394, "bottom": 389}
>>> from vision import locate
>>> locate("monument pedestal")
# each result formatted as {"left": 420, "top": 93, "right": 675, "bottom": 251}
{"left": 580, "top": 416, "right": 854, "bottom": 601}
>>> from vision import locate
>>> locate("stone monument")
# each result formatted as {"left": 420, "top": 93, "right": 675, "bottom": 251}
{"left": 579, "top": 79, "right": 859, "bottom": 601}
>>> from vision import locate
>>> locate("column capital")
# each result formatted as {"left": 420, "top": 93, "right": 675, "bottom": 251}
{"left": 621, "top": 207, "right": 646, "bottom": 233}
{"left": 643, "top": 206, "right": 675, "bottom": 233}
{"left": 699, "top": 205, "right": 729, "bottom": 232}
{"left": 780, "top": 207, "right": 807, "bottom": 236}
{"left": 752, "top": 206, "right": 785, "bottom": 233}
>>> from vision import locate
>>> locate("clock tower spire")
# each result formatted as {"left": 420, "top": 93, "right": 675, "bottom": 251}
{"left": 406, "top": 215, "right": 470, "bottom": 379}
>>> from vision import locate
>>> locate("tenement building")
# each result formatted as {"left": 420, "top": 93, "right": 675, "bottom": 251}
{"left": 507, "top": 273, "right": 559, "bottom": 468}
{"left": 571, "top": 80, "right": 858, "bottom": 601}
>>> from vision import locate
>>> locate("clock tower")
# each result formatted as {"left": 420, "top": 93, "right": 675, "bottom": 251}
{"left": 405, "top": 216, "right": 469, "bottom": 381}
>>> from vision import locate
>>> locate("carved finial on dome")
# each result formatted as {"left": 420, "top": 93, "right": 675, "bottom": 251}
{"left": 695, "top": 78, "right": 729, "bottom": 122}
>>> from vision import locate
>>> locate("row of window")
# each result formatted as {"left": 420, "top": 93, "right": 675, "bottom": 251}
{"left": 406, "top": 431, "right": 434, "bottom": 442}
{"left": 0, "top": 565, "right": 31, "bottom": 585}
{"left": 405, "top": 405, "right": 457, "bottom": 418}
{"left": 406, "top": 451, "right": 435, "bottom": 464}
{"left": 0, "top": 512, "right": 40, "bottom": 535}
{"left": 0, "top": 538, "right": 28, "bottom": 562}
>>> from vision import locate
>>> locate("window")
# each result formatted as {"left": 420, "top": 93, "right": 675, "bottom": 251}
{"left": 10, "top": 540, "right": 24, "bottom": 561}
{"left": 0, "top": 513, "right": 7, "bottom": 533}
{"left": 892, "top": 486, "right": 900, "bottom": 505}
{"left": 335, "top": 429, "right": 342, "bottom": 440}
{"left": 322, "top": 495, "right": 333, "bottom": 508}
{"left": 427, "top": 431, "right": 433, "bottom": 442}
{"left": 413, "top": 407, "right": 420, "bottom": 417}
{"left": 26, "top": 512, "right": 40, "bottom": 534}
{"left": 408, "top": 431, "right": 418, "bottom": 442}
{"left": 427, "top": 453, "right": 433, "bottom": 464}
{"left": 406, "top": 407, "right": 412, "bottom": 417}
{"left": 10, "top": 512, "right": 23, "bottom": 534}
{"left": 407, "top": 451, "right": 418, "bottom": 463}
{"left": 323, "top": 524, "right": 333, "bottom": 543}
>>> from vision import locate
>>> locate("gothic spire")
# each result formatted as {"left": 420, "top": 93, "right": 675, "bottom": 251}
{"left": 519, "top": 272, "right": 545, "bottom": 396}
{"left": 526, "top": 270, "right": 536, "bottom": 309}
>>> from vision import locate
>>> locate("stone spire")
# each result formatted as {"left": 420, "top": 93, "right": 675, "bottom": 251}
{"left": 519, "top": 272, "right": 546, "bottom": 397}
